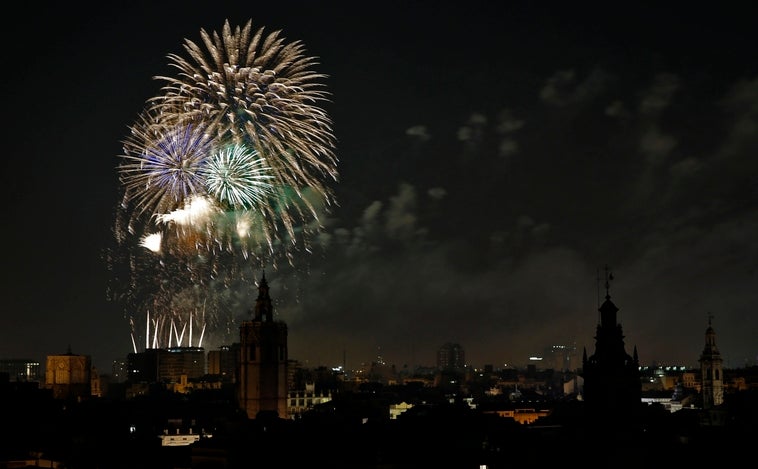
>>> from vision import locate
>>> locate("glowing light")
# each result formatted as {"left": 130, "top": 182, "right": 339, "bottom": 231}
{"left": 140, "top": 233, "right": 162, "bottom": 252}
{"left": 144, "top": 18, "right": 338, "bottom": 250}
{"left": 156, "top": 195, "right": 219, "bottom": 227}
{"left": 109, "top": 18, "right": 339, "bottom": 353}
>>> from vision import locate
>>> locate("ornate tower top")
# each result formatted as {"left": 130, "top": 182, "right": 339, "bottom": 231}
{"left": 253, "top": 270, "right": 274, "bottom": 322}
{"left": 702, "top": 313, "right": 721, "bottom": 358}
{"left": 598, "top": 265, "right": 618, "bottom": 328}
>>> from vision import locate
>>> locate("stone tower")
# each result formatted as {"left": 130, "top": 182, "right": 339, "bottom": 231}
{"left": 698, "top": 314, "right": 724, "bottom": 409}
{"left": 237, "top": 272, "right": 288, "bottom": 419}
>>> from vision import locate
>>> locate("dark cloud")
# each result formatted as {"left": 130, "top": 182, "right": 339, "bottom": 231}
{"left": 2, "top": 2, "right": 757, "bottom": 372}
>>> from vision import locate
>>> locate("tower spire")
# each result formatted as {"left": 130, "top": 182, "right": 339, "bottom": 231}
{"left": 699, "top": 313, "right": 724, "bottom": 408}
{"left": 238, "top": 270, "right": 289, "bottom": 419}
{"left": 254, "top": 270, "right": 273, "bottom": 322}
{"left": 596, "top": 267, "right": 601, "bottom": 311}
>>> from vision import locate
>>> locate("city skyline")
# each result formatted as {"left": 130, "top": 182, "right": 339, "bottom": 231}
{"left": 2, "top": 2, "right": 757, "bottom": 372}
{"left": 0, "top": 305, "right": 734, "bottom": 376}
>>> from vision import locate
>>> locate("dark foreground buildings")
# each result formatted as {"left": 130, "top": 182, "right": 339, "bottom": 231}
{"left": 1, "top": 273, "right": 757, "bottom": 468}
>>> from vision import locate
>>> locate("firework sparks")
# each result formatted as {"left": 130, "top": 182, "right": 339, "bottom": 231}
{"left": 147, "top": 18, "right": 338, "bottom": 249}
{"left": 110, "top": 18, "right": 338, "bottom": 353}
{"left": 119, "top": 117, "right": 213, "bottom": 219}
{"left": 203, "top": 144, "right": 274, "bottom": 210}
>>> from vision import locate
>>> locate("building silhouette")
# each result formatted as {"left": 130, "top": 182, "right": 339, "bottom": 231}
{"left": 126, "top": 348, "right": 159, "bottom": 383}
{"left": 581, "top": 269, "right": 641, "bottom": 431}
{"left": 436, "top": 342, "right": 465, "bottom": 370}
{"left": 237, "top": 271, "right": 289, "bottom": 419}
{"left": 0, "top": 358, "right": 40, "bottom": 382}
{"left": 207, "top": 344, "right": 237, "bottom": 381}
{"left": 159, "top": 346, "right": 206, "bottom": 382}
{"left": 125, "top": 346, "right": 206, "bottom": 384}
{"left": 541, "top": 343, "right": 578, "bottom": 372}
{"left": 699, "top": 314, "right": 724, "bottom": 408}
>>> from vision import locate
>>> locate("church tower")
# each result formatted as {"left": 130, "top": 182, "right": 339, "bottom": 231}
{"left": 581, "top": 267, "right": 641, "bottom": 431}
{"left": 698, "top": 314, "right": 724, "bottom": 408}
{"left": 237, "top": 272, "right": 289, "bottom": 419}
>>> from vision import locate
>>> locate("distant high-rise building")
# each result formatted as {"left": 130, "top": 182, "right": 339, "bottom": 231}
{"left": 437, "top": 342, "right": 465, "bottom": 370}
{"left": 126, "top": 348, "right": 160, "bottom": 383}
{"left": 543, "top": 344, "right": 578, "bottom": 372}
{"left": 125, "top": 346, "right": 206, "bottom": 384}
{"left": 0, "top": 358, "right": 41, "bottom": 382}
{"left": 699, "top": 314, "right": 724, "bottom": 408}
{"left": 237, "top": 272, "right": 288, "bottom": 419}
{"left": 159, "top": 347, "right": 206, "bottom": 383}
{"left": 581, "top": 269, "right": 641, "bottom": 429}
{"left": 208, "top": 345, "right": 237, "bottom": 382}
{"left": 111, "top": 359, "right": 127, "bottom": 383}
{"left": 529, "top": 344, "right": 579, "bottom": 371}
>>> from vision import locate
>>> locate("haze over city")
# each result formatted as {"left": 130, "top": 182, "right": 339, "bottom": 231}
{"left": 2, "top": 2, "right": 757, "bottom": 372}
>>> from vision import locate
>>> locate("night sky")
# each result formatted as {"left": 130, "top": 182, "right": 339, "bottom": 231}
{"left": 3, "top": 2, "right": 757, "bottom": 373}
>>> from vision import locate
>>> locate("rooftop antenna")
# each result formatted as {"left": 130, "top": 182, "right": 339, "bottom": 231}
{"left": 604, "top": 264, "right": 613, "bottom": 298}
{"left": 596, "top": 267, "right": 601, "bottom": 311}
{"left": 605, "top": 265, "right": 618, "bottom": 322}
{"left": 597, "top": 264, "right": 614, "bottom": 323}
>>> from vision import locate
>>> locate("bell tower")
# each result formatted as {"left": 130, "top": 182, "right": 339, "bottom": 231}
{"left": 237, "top": 271, "right": 288, "bottom": 419}
{"left": 698, "top": 313, "right": 724, "bottom": 409}
{"left": 581, "top": 266, "right": 641, "bottom": 431}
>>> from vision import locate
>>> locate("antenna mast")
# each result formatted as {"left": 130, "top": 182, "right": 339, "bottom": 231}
{"left": 596, "top": 267, "right": 601, "bottom": 310}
